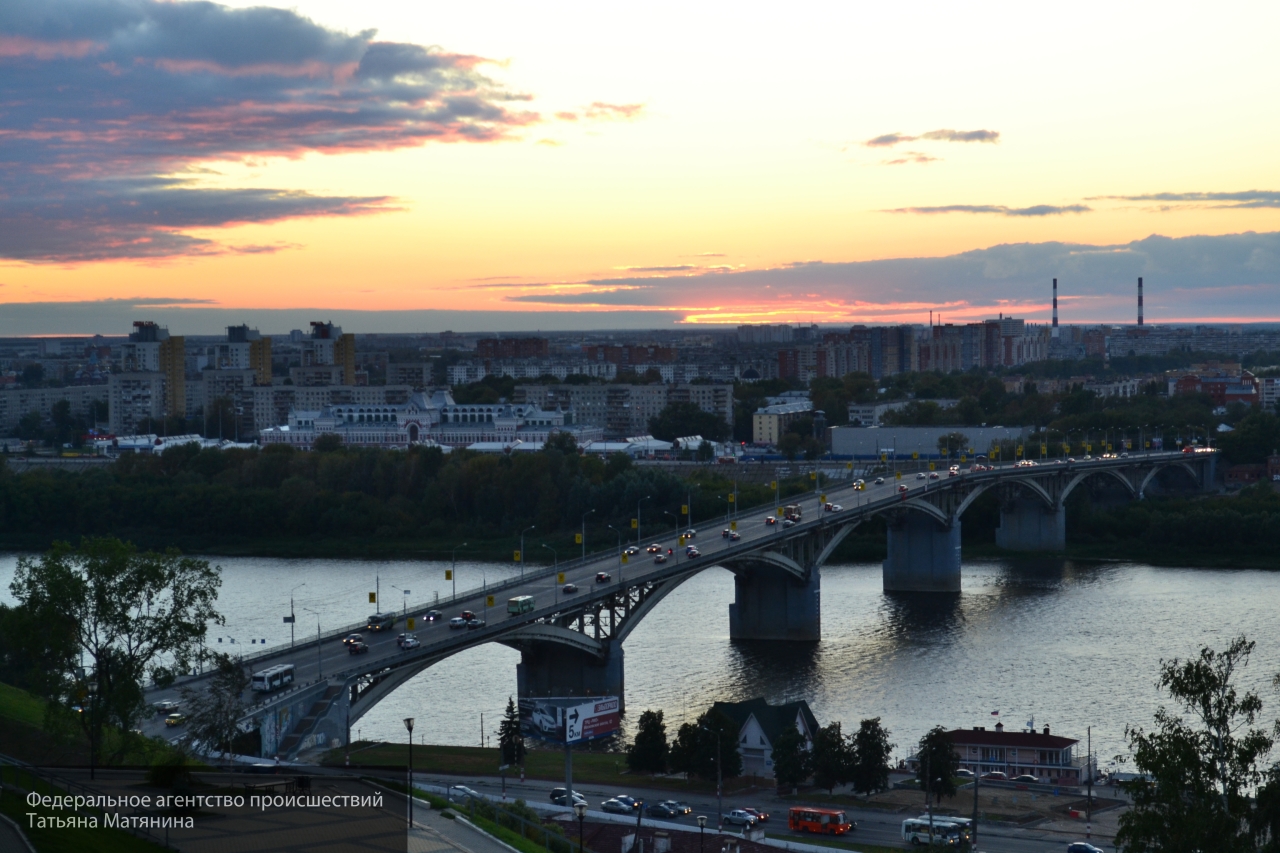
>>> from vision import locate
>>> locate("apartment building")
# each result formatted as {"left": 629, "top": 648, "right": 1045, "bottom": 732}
{"left": 0, "top": 385, "right": 108, "bottom": 433}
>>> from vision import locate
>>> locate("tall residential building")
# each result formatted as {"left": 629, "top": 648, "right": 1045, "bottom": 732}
{"left": 117, "top": 321, "right": 185, "bottom": 419}
{"left": 108, "top": 373, "right": 166, "bottom": 434}
{"left": 302, "top": 321, "right": 356, "bottom": 385}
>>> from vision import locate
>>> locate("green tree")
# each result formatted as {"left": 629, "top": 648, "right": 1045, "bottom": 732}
{"left": 769, "top": 723, "right": 810, "bottom": 792}
{"left": 313, "top": 432, "right": 343, "bottom": 452}
{"left": 203, "top": 396, "right": 237, "bottom": 439}
{"left": 9, "top": 538, "right": 223, "bottom": 773}
{"left": 669, "top": 709, "right": 742, "bottom": 781}
{"left": 178, "top": 652, "right": 248, "bottom": 761}
{"left": 498, "top": 696, "right": 526, "bottom": 767}
{"left": 811, "top": 721, "right": 853, "bottom": 794}
{"left": 936, "top": 432, "right": 969, "bottom": 459}
{"left": 778, "top": 432, "right": 803, "bottom": 461}
{"left": 850, "top": 718, "right": 894, "bottom": 796}
{"left": 915, "top": 726, "right": 959, "bottom": 805}
{"left": 13, "top": 410, "right": 43, "bottom": 441}
{"left": 544, "top": 431, "right": 579, "bottom": 455}
{"left": 1116, "top": 635, "right": 1280, "bottom": 853}
{"left": 695, "top": 440, "right": 715, "bottom": 462}
{"left": 649, "top": 402, "right": 729, "bottom": 442}
{"left": 626, "top": 709, "right": 668, "bottom": 774}
{"left": 21, "top": 364, "right": 44, "bottom": 388}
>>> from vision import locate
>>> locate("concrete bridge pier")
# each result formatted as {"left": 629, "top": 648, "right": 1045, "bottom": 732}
{"left": 996, "top": 495, "right": 1066, "bottom": 551}
{"left": 728, "top": 563, "right": 821, "bottom": 641}
{"left": 883, "top": 513, "right": 961, "bottom": 592}
{"left": 516, "top": 640, "right": 625, "bottom": 709}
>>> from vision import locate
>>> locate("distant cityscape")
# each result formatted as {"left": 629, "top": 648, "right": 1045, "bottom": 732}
{"left": 2, "top": 310, "right": 1279, "bottom": 456}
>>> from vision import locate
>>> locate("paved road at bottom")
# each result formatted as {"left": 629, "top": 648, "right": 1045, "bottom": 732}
{"left": 398, "top": 772, "right": 1118, "bottom": 853}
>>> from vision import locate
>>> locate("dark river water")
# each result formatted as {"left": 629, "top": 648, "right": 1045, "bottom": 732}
{"left": 4, "top": 554, "right": 1278, "bottom": 766}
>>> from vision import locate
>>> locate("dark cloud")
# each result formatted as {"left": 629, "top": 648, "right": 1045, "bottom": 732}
{"left": 919, "top": 128, "right": 999, "bottom": 143}
{"left": 885, "top": 204, "right": 1091, "bottom": 217}
{"left": 0, "top": 0, "right": 536, "bottom": 262}
{"left": 618, "top": 265, "right": 698, "bottom": 273}
{"left": 865, "top": 128, "right": 999, "bottom": 148}
{"left": 504, "top": 288, "right": 665, "bottom": 306}
{"left": 1097, "top": 190, "right": 1280, "bottom": 209}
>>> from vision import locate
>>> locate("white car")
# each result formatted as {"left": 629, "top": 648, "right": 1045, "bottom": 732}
{"left": 401, "top": 636, "right": 420, "bottom": 650}
{"left": 448, "top": 616, "right": 467, "bottom": 629}
{"left": 724, "top": 809, "right": 757, "bottom": 827}
{"left": 448, "top": 785, "right": 481, "bottom": 802}
{"left": 916, "top": 472, "right": 927, "bottom": 480}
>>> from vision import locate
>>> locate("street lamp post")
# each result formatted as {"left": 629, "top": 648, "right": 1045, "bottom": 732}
{"left": 637, "top": 495, "right": 651, "bottom": 545}
{"left": 607, "top": 523, "right": 622, "bottom": 570}
{"left": 404, "top": 717, "right": 416, "bottom": 828}
{"left": 697, "top": 815, "right": 707, "bottom": 853}
{"left": 520, "top": 525, "right": 536, "bottom": 577}
{"left": 450, "top": 542, "right": 468, "bottom": 600}
{"left": 574, "top": 801, "right": 587, "bottom": 853}
{"left": 303, "top": 608, "right": 322, "bottom": 679}
{"left": 542, "top": 544, "right": 558, "bottom": 603}
{"left": 288, "top": 582, "right": 305, "bottom": 649}
{"left": 701, "top": 723, "right": 723, "bottom": 829}
{"left": 580, "top": 509, "right": 595, "bottom": 562}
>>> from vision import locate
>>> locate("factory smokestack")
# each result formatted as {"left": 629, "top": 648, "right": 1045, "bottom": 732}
{"left": 1138, "top": 277, "right": 1144, "bottom": 326}
{"left": 1052, "top": 278, "right": 1059, "bottom": 337}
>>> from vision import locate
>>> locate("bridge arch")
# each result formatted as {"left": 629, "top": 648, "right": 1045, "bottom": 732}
{"left": 1137, "top": 461, "right": 1200, "bottom": 496}
{"left": 1061, "top": 467, "right": 1138, "bottom": 503}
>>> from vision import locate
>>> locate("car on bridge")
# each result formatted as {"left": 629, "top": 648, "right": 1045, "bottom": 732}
{"left": 343, "top": 633, "right": 364, "bottom": 646}
{"left": 654, "top": 554, "right": 668, "bottom": 564}
{"left": 449, "top": 617, "right": 467, "bottom": 629}
{"left": 563, "top": 582, "right": 578, "bottom": 593}
{"left": 782, "top": 519, "right": 796, "bottom": 527}
{"left": 611, "top": 795, "right": 640, "bottom": 810}
{"left": 396, "top": 633, "right": 416, "bottom": 647}
{"left": 898, "top": 484, "right": 909, "bottom": 493}
{"left": 765, "top": 516, "right": 776, "bottom": 525}
{"left": 164, "top": 713, "right": 185, "bottom": 727}
{"left": 929, "top": 472, "right": 939, "bottom": 479}
{"left": 602, "top": 798, "right": 632, "bottom": 814}
{"left": 981, "top": 771, "right": 1007, "bottom": 781}
{"left": 425, "top": 610, "right": 443, "bottom": 622}
{"left": 154, "top": 700, "right": 180, "bottom": 715}
{"left": 686, "top": 547, "right": 701, "bottom": 557}
{"left": 875, "top": 477, "right": 885, "bottom": 485}
{"left": 466, "top": 618, "right": 486, "bottom": 629}
{"left": 398, "top": 634, "right": 419, "bottom": 650}
{"left": 596, "top": 572, "right": 611, "bottom": 583}
{"left": 684, "top": 529, "right": 697, "bottom": 538}
{"left": 728, "top": 531, "right": 741, "bottom": 541}
{"left": 646, "top": 543, "right": 662, "bottom": 554}
{"left": 449, "top": 785, "right": 482, "bottom": 803}
{"left": 348, "top": 640, "right": 369, "bottom": 654}
{"left": 624, "top": 546, "right": 641, "bottom": 556}
{"left": 916, "top": 472, "right": 927, "bottom": 479}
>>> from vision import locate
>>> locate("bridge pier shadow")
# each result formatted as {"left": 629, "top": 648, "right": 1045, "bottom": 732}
{"left": 728, "top": 563, "right": 821, "bottom": 641}
{"left": 883, "top": 514, "right": 961, "bottom": 592}
{"left": 996, "top": 495, "right": 1067, "bottom": 551}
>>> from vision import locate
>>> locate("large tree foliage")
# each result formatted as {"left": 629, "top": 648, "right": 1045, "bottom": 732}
{"left": 850, "top": 717, "right": 894, "bottom": 796}
{"left": 9, "top": 538, "right": 222, "bottom": 767}
{"left": 178, "top": 653, "right": 248, "bottom": 761}
{"left": 648, "top": 402, "right": 729, "bottom": 443}
{"left": 498, "top": 696, "right": 526, "bottom": 767}
{"left": 915, "top": 726, "right": 959, "bottom": 805}
{"left": 1117, "top": 636, "right": 1280, "bottom": 853}
{"left": 811, "top": 721, "right": 853, "bottom": 793}
{"left": 669, "top": 709, "right": 742, "bottom": 781}
{"left": 626, "top": 709, "right": 668, "bottom": 774}
{"left": 769, "top": 724, "right": 810, "bottom": 792}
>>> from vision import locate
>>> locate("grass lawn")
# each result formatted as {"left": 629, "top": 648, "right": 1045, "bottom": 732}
{"left": 327, "top": 743, "right": 764, "bottom": 795}
{"left": 0, "top": 679, "right": 46, "bottom": 727}
{"left": 765, "top": 832, "right": 904, "bottom": 853}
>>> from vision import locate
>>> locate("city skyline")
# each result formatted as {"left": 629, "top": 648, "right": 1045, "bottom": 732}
{"left": 3, "top": 0, "right": 1280, "bottom": 332}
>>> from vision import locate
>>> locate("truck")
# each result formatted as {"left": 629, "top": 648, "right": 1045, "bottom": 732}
{"left": 784, "top": 504, "right": 803, "bottom": 521}
{"left": 507, "top": 595, "right": 535, "bottom": 617}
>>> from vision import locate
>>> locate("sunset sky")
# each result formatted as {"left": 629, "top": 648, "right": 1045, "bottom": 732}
{"left": 3, "top": 0, "right": 1280, "bottom": 333}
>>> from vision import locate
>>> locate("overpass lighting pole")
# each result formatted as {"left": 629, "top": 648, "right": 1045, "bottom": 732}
{"left": 391, "top": 585, "right": 409, "bottom": 619}
{"left": 520, "top": 526, "right": 536, "bottom": 578}
{"left": 580, "top": 509, "right": 595, "bottom": 562}
{"left": 288, "top": 583, "right": 305, "bottom": 649}
{"left": 637, "top": 495, "right": 651, "bottom": 545}
{"left": 542, "top": 544, "right": 558, "bottom": 604}
{"left": 607, "top": 524, "right": 622, "bottom": 570}
{"left": 303, "top": 608, "right": 322, "bottom": 679}
{"left": 701, "top": 722, "right": 724, "bottom": 829}
{"left": 404, "top": 717, "right": 415, "bottom": 828}
{"left": 450, "top": 542, "right": 467, "bottom": 600}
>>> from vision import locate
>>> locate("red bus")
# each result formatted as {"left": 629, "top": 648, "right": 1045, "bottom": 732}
{"left": 788, "top": 807, "right": 853, "bottom": 835}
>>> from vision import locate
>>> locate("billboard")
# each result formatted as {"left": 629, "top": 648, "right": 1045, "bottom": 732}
{"left": 519, "top": 696, "right": 620, "bottom": 744}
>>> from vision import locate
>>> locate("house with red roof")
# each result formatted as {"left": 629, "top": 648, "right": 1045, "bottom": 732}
{"left": 943, "top": 722, "right": 1093, "bottom": 785}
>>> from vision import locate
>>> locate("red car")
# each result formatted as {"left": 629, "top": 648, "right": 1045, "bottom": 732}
{"left": 742, "top": 808, "right": 769, "bottom": 823}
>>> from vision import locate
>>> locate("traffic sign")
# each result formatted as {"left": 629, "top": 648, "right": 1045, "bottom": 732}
{"left": 513, "top": 550, "right": 522, "bottom": 562}
{"left": 809, "top": 472, "right": 816, "bottom": 480}
{"left": 678, "top": 536, "right": 686, "bottom": 546}
{"left": 486, "top": 595, "right": 495, "bottom": 607}
{"left": 895, "top": 471, "right": 902, "bottom": 480}
{"left": 928, "top": 463, "right": 935, "bottom": 471}
{"left": 681, "top": 504, "right": 689, "bottom": 515}
{"left": 621, "top": 553, "right": 629, "bottom": 564}
{"left": 820, "top": 494, "right": 826, "bottom": 503}
{"left": 368, "top": 592, "right": 376, "bottom": 603}
{"left": 407, "top": 617, "right": 415, "bottom": 630}
{"left": 911, "top": 451, "right": 918, "bottom": 459}
{"left": 445, "top": 569, "right": 452, "bottom": 581}
{"left": 575, "top": 533, "right": 582, "bottom": 544}
{"left": 557, "top": 573, "right": 565, "bottom": 583}
{"left": 729, "top": 494, "right": 736, "bottom": 502}
{"left": 631, "top": 518, "right": 638, "bottom": 529}
{"left": 769, "top": 481, "right": 777, "bottom": 490}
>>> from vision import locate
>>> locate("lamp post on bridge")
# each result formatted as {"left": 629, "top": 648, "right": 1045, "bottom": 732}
{"left": 636, "top": 495, "right": 651, "bottom": 546}
{"left": 404, "top": 717, "right": 416, "bottom": 828}
{"left": 450, "top": 542, "right": 468, "bottom": 600}
{"left": 580, "top": 509, "right": 595, "bottom": 562}
{"left": 302, "top": 607, "right": 322, "bottom": 679}
{"left": 519, "top": 525, "right": 536, "bottom": 578}
{"left": 607, "top": 524, "right": 623, "bottom": 581}
{"left": 542, "top": 544, "right": 558, "bottom": 604}
{"left": 287, "top": 582, "right": 305, "bottom": 649}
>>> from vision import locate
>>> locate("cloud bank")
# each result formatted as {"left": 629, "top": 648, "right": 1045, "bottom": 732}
{"left": 885, "top": 204, "right": 1092, "bottom": 217}
{"left": 1098, "top": 190, "right": 1280, "bottom": 210}
{"left": 0, "top": 0, "right": 535, "bottom": 262}
{"left": 865, "top": 128, "right": 1000, "bottom": 147}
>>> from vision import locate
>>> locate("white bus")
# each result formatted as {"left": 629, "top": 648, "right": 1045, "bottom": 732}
{"left": 915, "top": 815, "right": 971, "bottom": 844}
{"left": 251, "top": 663, "right": 295, "bottom": 693}
{"left": 900, "top": 818, "right": 963, "bottom": 846}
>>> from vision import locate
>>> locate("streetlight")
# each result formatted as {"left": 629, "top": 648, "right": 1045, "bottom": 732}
{"left": 573, "top": 801, "right": 587, "bottom": 853}
{"left": 701, "top": 722, "right": 723, "bottom": 829}
{"left": 520, "top": 525, "right": 536, "bottom": 577}
{"left": 697, "top": 815, "right": 707, "bottom": 853}
{"left": 581, "top": 509, "right": 595, "bottom": 562}
{"left": 391, "top": 585, "right": 410, "bottom": 620}
{"left": 302, "top": 608, "right": 322, "bottom": 678}
{"left": 542, "top": 544, "right": 558, "bottom": 603}
{"left": 287, "top": 582, "right": 305, "bottom": 649}
{"left": 450, "top": 542, "right": 468, "bottom": 600}
{"left": 404, "top": 717, "right": 416, "bottom": 828}
{"left": 636, "top": 495, "right": 651, "bottom": 545}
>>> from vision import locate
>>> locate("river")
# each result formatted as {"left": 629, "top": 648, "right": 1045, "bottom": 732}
{"left": 3, "top": 553, "right": 1278, "bottom": 766}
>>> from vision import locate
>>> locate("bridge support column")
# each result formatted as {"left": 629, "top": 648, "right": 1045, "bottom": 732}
{"left": 728, "top": 564, "right": 820, "bottom": 641}
{"left": 883, "top": 514, "right": 961, "bottom": 592}
{"left": 996, "top": 496, "right": 1066, "bottom": 551}
{"left": 516, "top": 641, "right": 624, "bottom": 709}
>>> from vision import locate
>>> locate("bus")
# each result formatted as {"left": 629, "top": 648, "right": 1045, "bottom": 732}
{"left": 366, "top": 612, "right": 395, "bottom": 631}
{"left": 784, "top": 504, "right": 803, "bottom": 521}
{"left": 507, "top": 595, "right": 535, "bottom": 617}
{"left": 251, "top": 664, "right": 295, "bottom": 693}
{"left": 788, "top": 807, "right": 853, "bottom": 835}
{"left": 915, "top": 816, "right": 971, "bottom": 844}
{"left": 900, "top": 818, "right": 963, "bottom": 846}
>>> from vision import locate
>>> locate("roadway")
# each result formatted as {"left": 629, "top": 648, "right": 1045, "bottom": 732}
{"left": 143, "top": 451, "right": 1199, "bottom": 744}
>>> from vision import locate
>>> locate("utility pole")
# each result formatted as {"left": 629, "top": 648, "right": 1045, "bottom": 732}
{"left": 581, "top": 509, "right": 595, "bottom": 562}
{"left": 1087, "top": 725, "right": 1093, "bottom": 839}
{"left": 925, "top": 749, "right": 933, "bottom": 837}
{"left": 971, "top": 751, "right": 979, "bottom": 848}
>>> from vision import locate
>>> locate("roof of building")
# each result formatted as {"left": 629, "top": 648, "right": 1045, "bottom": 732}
{"left": 711, "top": 697, "right": 820, "bottom": 745}
{"left": 945, "top": 727, "right": 1077, "bottom": 749}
